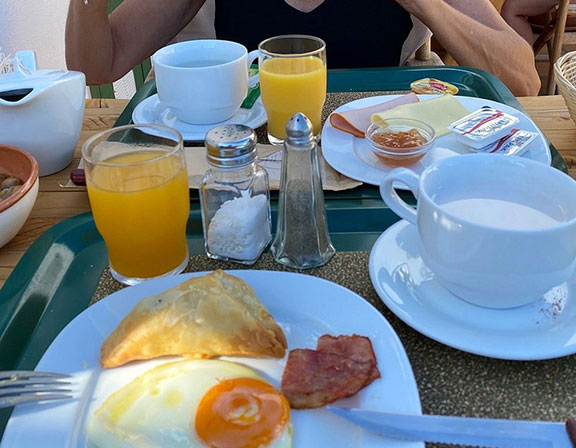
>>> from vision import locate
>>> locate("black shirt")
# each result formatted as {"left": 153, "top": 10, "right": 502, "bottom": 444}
{"left": 215, "top": 0, "right": 413, "bottom": 69}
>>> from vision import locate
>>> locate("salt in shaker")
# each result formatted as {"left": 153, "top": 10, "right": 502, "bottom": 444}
{"left": 200, "top": 125, "right": 272, "bottom": 264}
{"left": 271, "top": 112, "right": 335, "bottom": 268}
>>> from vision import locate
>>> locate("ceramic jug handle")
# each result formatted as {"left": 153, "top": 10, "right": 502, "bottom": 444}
{"left": 380, "top": 168, "right": 419, "bottom": 225}
{"left": 247, "top": 50, "right": 259, "bottom": 88}
{"left": 14, "top": 50, "right": 37, "bottom": 73}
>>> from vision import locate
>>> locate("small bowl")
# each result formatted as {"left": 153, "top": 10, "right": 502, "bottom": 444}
{"left": 0, "top": 144, "right": 39, "bottom": 248}
{"left": 366, "top": 118, "right": 435, "bottom": 167}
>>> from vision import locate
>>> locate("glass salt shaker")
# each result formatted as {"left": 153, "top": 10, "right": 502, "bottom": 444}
{"left": 200, "top": 124, "right": 272, "bottom": 264}
{"left": 271, "top": 112, "right": 336, "bottom": 269}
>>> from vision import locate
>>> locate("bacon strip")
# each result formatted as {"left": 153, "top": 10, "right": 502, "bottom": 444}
{"left": 317, "top": 334, "right": 381, "bottom": 386}
{"left": 281, "top": 349, "right": 373, "bottom": 409}
{"left": 329, "top": 93, "right": 420, "bottom": 138}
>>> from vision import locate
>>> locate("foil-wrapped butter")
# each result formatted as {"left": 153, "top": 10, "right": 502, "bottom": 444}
{"left": 448, "top": 106, "right": 519, "bottom": 149}
{"left": 472, "top": 129, "right": 537, "bottom": 156}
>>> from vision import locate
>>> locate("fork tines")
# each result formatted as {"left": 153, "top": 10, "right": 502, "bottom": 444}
{"left": 0, "top": 370, "right": 72, "bottom": 409}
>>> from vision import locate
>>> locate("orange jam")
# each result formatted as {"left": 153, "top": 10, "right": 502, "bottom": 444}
{"left": 371, "top": 128, "right": 428, "bottom": 149}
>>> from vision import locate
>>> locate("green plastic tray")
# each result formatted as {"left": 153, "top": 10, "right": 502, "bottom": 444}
{"left": 0, "top": 66, "right": 568, "bottom": 438}
{"left": 113, "top": 66, "right": 568, "bottom": 181}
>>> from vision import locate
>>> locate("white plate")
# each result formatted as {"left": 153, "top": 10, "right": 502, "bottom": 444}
{"left": 132, "top": 94, "right": 268, "bottom": 141}
{"left": 1, "top": 270, "right": 422, "bottom": 448}
{"left": 322, "top": 95, "right": 552, "bottom": 186}
{"left": 369, "top": 220, "right": 576, "bottom": 360}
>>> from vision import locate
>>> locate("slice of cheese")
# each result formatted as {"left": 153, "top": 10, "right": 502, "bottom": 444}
{"left": 371, "top": 95, "right": 470, "bottom": 137}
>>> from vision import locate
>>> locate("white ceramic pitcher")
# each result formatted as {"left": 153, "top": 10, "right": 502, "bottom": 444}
{"left": 0, "top": 50, "right": 86, "bottom": 176}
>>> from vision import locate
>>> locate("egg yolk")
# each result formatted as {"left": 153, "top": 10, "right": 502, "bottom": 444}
{"left": 195, "top": 377, "right": 290, "bottom": 448}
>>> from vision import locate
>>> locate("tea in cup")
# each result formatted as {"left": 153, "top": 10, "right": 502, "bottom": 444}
{"left": 380, "top": 154, "right": 576, "bottom": 309}
{"left": 152, "top": 40, "right": 258, "bottom": 124}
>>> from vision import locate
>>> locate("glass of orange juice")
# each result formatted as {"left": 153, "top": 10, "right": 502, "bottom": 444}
{"left": 258, "top": 35, "right": 326, "bottom": 145}
{"left": 82, "top": 124, "right": 190, "bottom": 285}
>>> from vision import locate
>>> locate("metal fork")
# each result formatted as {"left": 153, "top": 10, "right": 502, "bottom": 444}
{"left": 0, "top": 371, "right": 72, "bottom": 409}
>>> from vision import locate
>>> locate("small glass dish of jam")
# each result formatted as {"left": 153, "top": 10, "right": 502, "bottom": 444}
{"left": 366, "top": 118, "right": 435, "bottom": 167}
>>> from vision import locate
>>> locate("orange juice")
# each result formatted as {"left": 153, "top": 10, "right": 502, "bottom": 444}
{"left": 87, "top": 150, "right": 189, "bottom": 278}
{"left": 260, "top": 56, "right": 326, "bottom": 140}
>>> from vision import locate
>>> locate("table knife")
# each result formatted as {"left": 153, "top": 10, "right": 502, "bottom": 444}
{"left": 327, "top": 406, "right": 575, "bottom": 447}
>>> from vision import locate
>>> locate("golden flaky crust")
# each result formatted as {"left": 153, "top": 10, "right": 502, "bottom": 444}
{"left": 100, "top": 270, "right": 287, "bottom": 368}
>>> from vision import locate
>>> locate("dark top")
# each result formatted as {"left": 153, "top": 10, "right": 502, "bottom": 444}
{"left": 214, "top": 0, "right": 413, "bottom": 69}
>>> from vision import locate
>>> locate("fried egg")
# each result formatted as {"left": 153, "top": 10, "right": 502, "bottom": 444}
{"left": 87, "top": 359, "right": 292, "bottom": 448}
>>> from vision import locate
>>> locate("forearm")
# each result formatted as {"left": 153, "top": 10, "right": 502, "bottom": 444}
{"left": 65, "top": 0, "right": 116, "bottom": 85}
{"left": 408, "top": 0, "right": 541, "bottom": 96}
{"left": 65, "top": 0, "right": 205, "bottom": 85}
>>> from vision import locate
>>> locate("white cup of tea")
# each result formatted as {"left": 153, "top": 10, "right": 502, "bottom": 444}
{"left": 152, "top": 40, "right": 258, "bottom": 124}
{"left": 380, "top": 154, "right": 576, "bottom": 309}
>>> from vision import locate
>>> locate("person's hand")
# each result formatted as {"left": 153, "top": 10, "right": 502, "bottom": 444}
{"left": 284, "top": 0, "right": 325, "bottom": 13}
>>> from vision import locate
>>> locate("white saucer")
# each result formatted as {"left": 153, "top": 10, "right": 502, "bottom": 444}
{"left": 369, "top": 219, "right": 576, "bottom": 360}
{"left": 322, "top": 95, "right": 552, "bottom": 186}
{"left": 132, "top": 94, "right": 268, "bottom": 141}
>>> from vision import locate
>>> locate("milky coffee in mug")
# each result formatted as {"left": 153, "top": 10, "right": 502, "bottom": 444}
{"left": 380, "top": 154, "right": 576, "bottom": 309}
{"left": 152, "top": 40, "right": 258, "bottom": 125}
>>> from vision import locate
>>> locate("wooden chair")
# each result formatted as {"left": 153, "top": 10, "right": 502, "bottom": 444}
{"left": 532, "top": 0, "right": 576, "bottom": 94}
{"left": 405, "top": 38, "right": 445, "bottom": 66}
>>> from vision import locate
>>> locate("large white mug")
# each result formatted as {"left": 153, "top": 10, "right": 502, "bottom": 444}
{"left": 380, "top": 154, "right": 576, "bottom": 309}
{"left": 152, "top": 40, "right": 258, "bottom": 124}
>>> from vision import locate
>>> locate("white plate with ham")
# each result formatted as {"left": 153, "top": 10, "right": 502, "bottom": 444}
{"left": 2, "top": 270, "right": 423, "bottom": 448}
{"left": 322, "top": 95, "right": 551, "bottom": 186}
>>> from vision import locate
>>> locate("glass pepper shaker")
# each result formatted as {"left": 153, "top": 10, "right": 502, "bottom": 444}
{"left": 200, "top": 124, "right": 272, "bottom": 264}
{"left": 271, "top": 112, "right": 336, "bottom": 269}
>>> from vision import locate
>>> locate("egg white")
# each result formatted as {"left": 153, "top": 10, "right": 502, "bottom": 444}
{"left": 87, "top": 359, "right": 292, "bottom": 448}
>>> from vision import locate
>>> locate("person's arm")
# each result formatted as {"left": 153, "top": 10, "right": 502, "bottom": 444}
{"left": 65, "top": 0, "right": 206, "bottom": 85}
{"left": 396, "top": 0, "right": 541, "bottom": 96}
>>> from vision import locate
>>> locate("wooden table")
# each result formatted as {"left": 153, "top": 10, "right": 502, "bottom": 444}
{"left": 1, "top": 96, "right": 575, "bottom": 290}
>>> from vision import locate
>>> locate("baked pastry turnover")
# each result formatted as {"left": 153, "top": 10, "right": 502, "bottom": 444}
{"left": 100, "top": 270, "right": 287, "bottom": 368}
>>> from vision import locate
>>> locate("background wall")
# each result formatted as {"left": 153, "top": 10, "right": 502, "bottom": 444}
{"left": 0, "top": 0, "right": 69, "bottom": 70}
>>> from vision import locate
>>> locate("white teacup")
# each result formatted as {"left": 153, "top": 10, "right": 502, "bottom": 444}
{"left": 380, "top": 154, "right": 576, "bottom": 309}
{"left": 152, "top": 40, "right": 258, "bottom": 124}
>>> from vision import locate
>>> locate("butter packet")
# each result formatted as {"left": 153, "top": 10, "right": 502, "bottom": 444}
{"left": 410, "top": 78, "right": 459, "bottom": 95}
{"left": 448, "top": 106, "right": 519, "bottom": 149}
{"left": 472, "top": 129, "right": 537, "bottom": 156}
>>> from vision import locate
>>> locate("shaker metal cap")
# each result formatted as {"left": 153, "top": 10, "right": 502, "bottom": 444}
{"left": 205, "top": 124, "right": 257, "bottom": 167}
{"left": 285, "top": 113, "right": 314, "bottom": 146}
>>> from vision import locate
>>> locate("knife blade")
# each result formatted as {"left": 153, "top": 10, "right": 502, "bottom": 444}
{"left": 327, "top": 406, "right": 574, "bottom": 448}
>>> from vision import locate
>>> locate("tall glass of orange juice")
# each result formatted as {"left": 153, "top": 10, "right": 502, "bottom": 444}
{"left": 259, "top": 35, "right": 326, "bottom": 145}
{"left": 82, "top": 124, "right": 190, "bottom": 285}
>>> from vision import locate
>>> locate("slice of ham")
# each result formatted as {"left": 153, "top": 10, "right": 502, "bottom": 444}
{"left": 329, "top": 93, "right": 420, "bottom": 138}
{"left": 317, "top": 334, "right": 380, "bottom": 386}
{"left": 281, "top": 348, "right": 373, "bottom": 409}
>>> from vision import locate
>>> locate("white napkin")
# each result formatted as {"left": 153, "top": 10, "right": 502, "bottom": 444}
{"left": 186, "top": 144, "right": 362, "bottom": 191}
{"left": 66, "top": 144, "right": 362, "bottom": 191}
